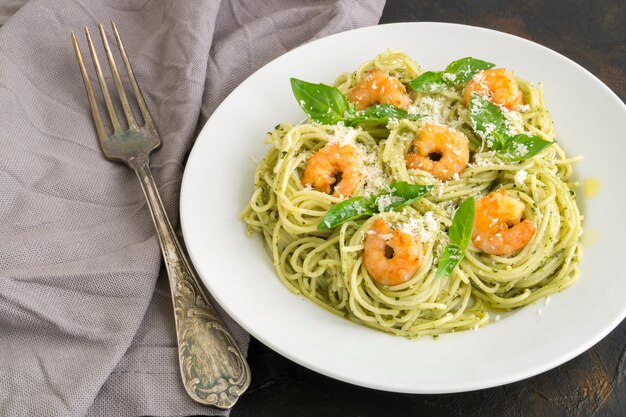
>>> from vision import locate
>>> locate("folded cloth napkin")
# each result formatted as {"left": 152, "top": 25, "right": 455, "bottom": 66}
{"left": 0, "top": 0, "right": 385, "bottom": 416}
{"left": 0, "top": 0, "right": 26, "bottom": 25}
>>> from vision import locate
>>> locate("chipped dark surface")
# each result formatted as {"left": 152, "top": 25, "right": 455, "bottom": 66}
{"left": 228, "top": 1, "right": 626, "bottom": 416}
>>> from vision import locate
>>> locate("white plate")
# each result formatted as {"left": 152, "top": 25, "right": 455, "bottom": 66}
{"left": 180, "top": 22, "right": 626, "bottom": 393}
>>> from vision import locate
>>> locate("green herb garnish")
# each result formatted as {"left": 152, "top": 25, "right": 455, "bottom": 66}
{"left": 436, "top": 196, "right": 475, "bottom": 277}
{"left": 318, "top": 182, "right": 433, "bottom": 230}
{"left": 318, "top": 196, "right": 374, "bottom": 231}
{"left": 407, "top": 71, "right": 448, "bottom": 93}
{"left": 500, "top": 133, "right": 554, "bottom": 161}
{"left": 436, "top": 244, "right": 465, "bottom": 278}
{"left": 290, "top": 78, "right": 349, "bottom": 125}
{"left": 290, "top": 78, "right": 421, "bottom": 127}
{"left": 344, "top": 104, "right": 420, "bottom": 126}
{"left": 468, "top": 93, "right": 552, "bottom": 160}
{"left": 408, "top": 57, "right": 495, "bottom": 93}
{"left": 443, "top": 57, "right": 495, "bottom": 84}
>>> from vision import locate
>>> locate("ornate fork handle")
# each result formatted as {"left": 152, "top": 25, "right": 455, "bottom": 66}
{"left": 72, "top": 23, "right": 250, "bottom": 409}
{"left": 128, "top": 154, "right": 251, "bottom": 409}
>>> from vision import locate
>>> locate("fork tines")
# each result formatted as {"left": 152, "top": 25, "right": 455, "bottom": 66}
{"left": 71, "top": 22, "right": 154, "bottom": 140}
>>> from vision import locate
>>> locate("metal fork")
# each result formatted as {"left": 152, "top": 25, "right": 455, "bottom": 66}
{"left": 71, "top": 22, "right": 250, "bottom": 409}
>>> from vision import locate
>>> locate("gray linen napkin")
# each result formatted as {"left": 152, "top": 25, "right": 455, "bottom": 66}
{"left": 0, "top": 0, "right": 25, "bottom": 25}
{"left": 0, "top": 0, "right": 385, "bottom": 416}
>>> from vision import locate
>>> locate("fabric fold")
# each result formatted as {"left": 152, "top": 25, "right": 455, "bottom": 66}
{"left": 0, "top": 0, "right": 385, "bottom": 416}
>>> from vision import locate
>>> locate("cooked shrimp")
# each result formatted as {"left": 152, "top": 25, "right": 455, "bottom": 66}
{"left": 405, "top": 123, "right": 470, "bottom": 181}
{"left": 463, "top": 68, "right": 524, "bottom": 110}
{"left": 302, "top": 143, "right": 363, "bottom": 198}
{"left": 363, "top": 219, "right": 423, "bottom": 286}
{"left": 348, "top": 69, "right": 412, "bottom": 111}
{"left": 472, "top": 190, "right": 536, "bottom": 255}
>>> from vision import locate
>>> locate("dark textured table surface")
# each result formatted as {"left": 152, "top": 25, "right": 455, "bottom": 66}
{"left": 231, "top": 1, "right": 626, "bottom": 416}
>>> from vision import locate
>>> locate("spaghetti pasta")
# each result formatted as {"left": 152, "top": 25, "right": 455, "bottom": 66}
{"left": 240, "top": 50, "right": 582, "bottom": 338}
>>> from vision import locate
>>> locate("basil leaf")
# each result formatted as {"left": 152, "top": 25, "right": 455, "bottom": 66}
{"left": 448, "top": 196, "right": 475, "bottom": 249}
{"left": 468, "top": 93, "right": 509, "bottom": 148}
{"left": 290, "top": 78, "right": 349, "bottom": 124}
{"left": 436, "top": 196, "right": 475, "bottom": 278}
{"left": 468, "top": 94, "right": 553, "bottom": 160}
{"left": 377, "top": 181, "right": 433, "bottom": 211}
{"left": 444, "top": 57, "right": 495, "bottom": 85}
{"left": 436, "top": 244, "right": 464, "bottom": 277}
{"left": 317, "top": 196, "right": 374, "bottom": 230}
{"left": 317, "top": 181, "right": 433, "bottom": 230}
{"left": 345, "top": 104, "right": 421, "bottom": 127}
{"left": 408, "top": 58, "right": 495, "bottom": 93}
{"left": 408, "top": 71, "right": 447, "bottom": 93}
{"left": 499, "top": 134, "right": 553, "bottom": 161}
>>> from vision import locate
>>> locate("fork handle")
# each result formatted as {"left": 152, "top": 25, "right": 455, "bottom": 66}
{"left": 128, "top": 154, "right": 251, "bottom": 410}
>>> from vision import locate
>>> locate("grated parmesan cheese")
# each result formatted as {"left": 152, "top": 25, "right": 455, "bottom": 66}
{"left": 376, "top": 194, "right": 401, "bottom": 213}
{"left": 471, "top": 71, "right": 487, "bottom": 88}
{"left": 471, "top": 151, "right": 504, "bottom": 168}
{"left": 327, "top": 123, "right": 359, "bottom": 145}
{"left": 513, "top": 142, "right": 529, "bottom": 157}
{"left": 398, "top": 212, "right": 438, "bottom": 243}
{"left": 358, "top": 144, "right": 389, "bottom": 197}
{"left": 386, "top": 118, "right": 400, "bottom": 129}
{"left": 442, "top": 72, "right": 457, "bottom": 82}
{"left": 434, "top": 182, "right": 445, "bottom": 198}
{"left": 498, "top": 106, "right": 523, "bottom": 135}
{"left": 482, "top": 122, "right": 498, "bottom": 137}
{"left": 514, "top": 169, "right": 528, "bottom": 185}
{"left": 408, "top": 95, "right": 466, "bottom": 129}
